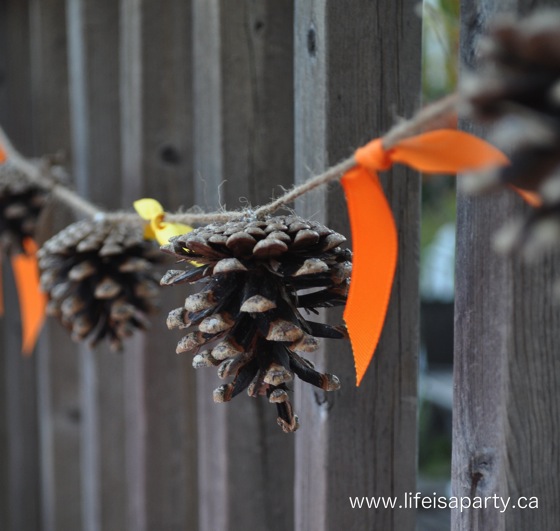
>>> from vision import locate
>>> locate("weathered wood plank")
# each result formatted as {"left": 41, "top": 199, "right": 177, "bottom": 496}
{"left": 294, "top": 2, "right": 421, "bottom": 530}
{"left": 0, "top": 0, "right": 33, "bottom": 148}
{"left": 120, "top": 1, "right": 198, "bottom": 530}
{"left": 0, "top": 2, "right": 40, "bottom": 530}
{"left": 2, "top": 268, "right": 41, "bottom": 531}
{"left": 192, "top": 1, "right": 295, "bottom": 530}
{"left": 66, "top": 2, "right": 125, "bottom": 530}
{"left": 0, "top": 263, "right": 8, "bottom": 531}
{"left": 453, "top": 1, "right": 560, "bottom": 530}
{"left": 28, "top": 1, "right": 82, "bottom": 530}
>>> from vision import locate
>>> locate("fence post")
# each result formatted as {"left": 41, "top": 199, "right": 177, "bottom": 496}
{"left": 293, "top": 2, "right": 421, "bottom": 530}
{"left": 0, "top": 2, "right": 40, "bottom": 530}
{"left": 66, "top": 2, "right": 127, "bottom": 530}
{"left": 453, "top": 1, "right": 560, "bottom": 530}
{"left": 119, "top": 1, "right": 199, "bottom": 529}
{"left": 192, "top": 1, "right": 295, "bottom": 530}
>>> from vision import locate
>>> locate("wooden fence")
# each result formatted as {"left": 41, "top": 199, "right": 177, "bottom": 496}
{"left": 0, "top": 1, "right": 558, "bottom": 530}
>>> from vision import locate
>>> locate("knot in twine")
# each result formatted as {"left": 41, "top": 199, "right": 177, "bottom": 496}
{"left": 355, "top": 139, "right": 393, "bottom": 172}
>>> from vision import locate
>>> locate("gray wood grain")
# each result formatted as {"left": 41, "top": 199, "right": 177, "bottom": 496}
{"left": 192, "top": 1, "right": 295, "bottom": 530}
{"left": 454, "top": 1, "right": 560, "bottom": 530}
{"left": 0, "top": 261, "right": 9, "bottom": 531}
{"left": 0, "top": 2, "right": 40, "bottom": 530}
{"left": 28, "top": 2, "right": 83, "bottom": 531}
{"left": 2, "top": 269, "right": 41, "bottom": 531}
{"left": 67, "top": 2, "right": 126, "bottom": 530}
{"left": 120, "top": 1, "right": 198, "bottom": 530}
{"left": 293, "top": 2, "right": 421, "bottom": 530}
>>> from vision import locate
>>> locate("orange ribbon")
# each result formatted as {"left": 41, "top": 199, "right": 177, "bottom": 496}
{"left": 11, "top": 238, "right": 47, "bottom": 355}
{"left": 341, "top": 129, "right": 518, "bottom": 386}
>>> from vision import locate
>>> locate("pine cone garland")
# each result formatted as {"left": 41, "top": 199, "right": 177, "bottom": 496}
{"left": 38, "top": 217, "right": 162, "bottom": 350}
{"left": 0, "top": 161, "right": 48, "bottom": 254}
{"left": 461, "top": 10, "right": 560, "bottom": 260}
{"left": 162, "top": 215, "right": 351, "bottom": 433}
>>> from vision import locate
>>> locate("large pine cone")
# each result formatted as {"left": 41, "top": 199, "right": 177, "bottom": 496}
{"left": 162, "top": 214, "right": 351, "bottom": 433}
{"left": 38, "top": 217, "right": 162, "bottom": 350}
{"left": 462, "top": 10, "right": 560, "bottom": 259}
{"left": 0, "top": 161, "right": 48, "bottom": 254}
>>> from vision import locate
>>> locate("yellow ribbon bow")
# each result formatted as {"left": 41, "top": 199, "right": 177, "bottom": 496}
{"left": 133, "top": 198, "right": 193, "bottom": 245}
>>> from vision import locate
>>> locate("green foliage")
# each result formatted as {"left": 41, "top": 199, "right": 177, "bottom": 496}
{"left": 422, "top": 0, "right": 460, "bottom": 101}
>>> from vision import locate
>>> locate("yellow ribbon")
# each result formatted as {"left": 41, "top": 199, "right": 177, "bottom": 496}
{"left": 133, "top": 198, "right": 193, "bottom": 245}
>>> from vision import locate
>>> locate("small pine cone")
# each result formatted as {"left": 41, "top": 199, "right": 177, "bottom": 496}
{"left": 38, "top": 217, "right": 162, "bottom": 351}
{"left": 461, "top": 10, "right": 560, "bottom": 195}
{"left": 162, "top": 214, "right": 351, "bottom": 433}
{"left": 0, "top": 161, "right": 48, "bottom": 254}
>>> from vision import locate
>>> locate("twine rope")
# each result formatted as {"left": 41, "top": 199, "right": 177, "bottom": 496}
{"left": 0, "top": 93, "right": 459, "bottom": 225}
{"left": 0, "top": 127, "right": 102, "bottom": 218}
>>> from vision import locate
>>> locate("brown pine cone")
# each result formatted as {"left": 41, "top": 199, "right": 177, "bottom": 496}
{"left": 0, "top": 161, "right": 48, "bottom": 254}
{"left": 462, "top": 10, "right": 560, "bottom": 194}
{"left": 161, "top": 214, "right": 351, "bottom": 433}
{"left": 461, "top": 10, "right": 560, "bottom": 262}
{"left": 38, "top": 217, "right": 163, "bottom": 350}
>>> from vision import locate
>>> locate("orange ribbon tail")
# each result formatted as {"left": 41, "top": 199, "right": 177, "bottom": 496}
{"left": 341, "top": 129, "right": 511, "bottom": 386}
{"left": 11, "top": 238, "right": 47, "bottom": 355}
{"left": 341, "top": 166, "right": 397, "bottom": 386}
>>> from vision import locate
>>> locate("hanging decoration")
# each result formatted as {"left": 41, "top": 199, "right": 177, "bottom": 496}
{"left": 341, "top": 130, "right": 509, "bottom": 384}
{"left": 460, "top": 10, "right": 560, "bottom": 264}
{"left": 161, "top": 215, "right": 350, "bottom": 432}
{"left": 0, "top": 161, "right": 48, "bottom": 255}
{"left": 38, "top": 217, "right": 163, "bottom": 351}
{"left": 0, "top": 83, "right": 522, "bottom": 428}
{"left": 0, "top": 149, "right": 48, "bottom": 354}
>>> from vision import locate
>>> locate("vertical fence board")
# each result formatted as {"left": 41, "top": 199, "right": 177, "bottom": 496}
{"left": 0, "top": 2, "right": 40, "bottom": 530}
{"left": 453, "top": 1, "right": 560, "bottom": 530}
{"left": 120, "top": 1, "right": 198, "bottom": 530}
{"left": 294, "top": 2, "right": 421, "bottom": 530}
{"left": 28, "top": 2, "right": 83, "bottom": 531}
{"left": 193, "top": 1, "right": 295, "bottom": 530}
{"left": 2, "top": 272, "right": 41, "bottom": 531}
{"left": 66, "top": 2, "right": 126, "bottom": 530}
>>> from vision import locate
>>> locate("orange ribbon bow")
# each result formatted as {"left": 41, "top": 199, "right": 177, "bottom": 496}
{"left": 341, "top": 129, "right": 518, "bottom": 386}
